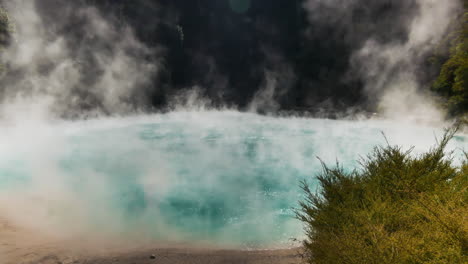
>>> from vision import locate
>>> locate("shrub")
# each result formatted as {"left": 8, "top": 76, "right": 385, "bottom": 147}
{"left": 297, "top": 129, "right": 467, "bottom": 264}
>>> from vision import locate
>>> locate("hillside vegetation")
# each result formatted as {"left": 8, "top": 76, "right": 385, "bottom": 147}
{"left": 0, "top": 6, "right": 12, "bottom": 74}
{"left": 0, "top": 2, "right": 468, "bottom": 116}
{"left": 432, "top": 1, "right": 468, "bottom": 117}
{"left": 0, "top": 7, "right": 10, "bottom": 45}
{"left": 297, "top": 129, "right": 467, "bottom": 264}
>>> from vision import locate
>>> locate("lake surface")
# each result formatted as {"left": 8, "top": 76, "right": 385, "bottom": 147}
{"left": 0, "top": 111, "right": 466, "bottom": 248}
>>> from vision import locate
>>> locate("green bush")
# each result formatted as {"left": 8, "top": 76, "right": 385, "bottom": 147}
{"left": 297, "top": 129, "right": 467, "bottom": 264}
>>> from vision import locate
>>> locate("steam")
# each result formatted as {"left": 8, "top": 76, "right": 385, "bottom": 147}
{"left": 0, "top": 0, "right": 160, "bottom": 120}
{"left": 1, "top": 111, "right": 466, "bottom": 250}
{"left": 353, "top": 0, "right": 459, "bottom": 122}
{"left": 248, "top": 48, "right": 296, "bottom": 114}
{"left": 304, "top": 0, "right": 461, "bottom": 122}
{"left": 0, "top": 0, "right": 467, "bottom": 254}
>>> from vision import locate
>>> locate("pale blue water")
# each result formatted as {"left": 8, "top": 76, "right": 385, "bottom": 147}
{"left": 0, "top": 111, "right": 466, "bottom": 248}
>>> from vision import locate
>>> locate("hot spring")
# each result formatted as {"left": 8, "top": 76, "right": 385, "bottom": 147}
{"left": 0, "top": 111, "right": 466, "bottom": 248}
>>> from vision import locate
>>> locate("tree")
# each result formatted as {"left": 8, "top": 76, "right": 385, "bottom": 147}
{"left": 432, "top": 2, "right": 468, "bottom": 117}
{"left": 0, "top": 6, "right": 12, "bottom": 46}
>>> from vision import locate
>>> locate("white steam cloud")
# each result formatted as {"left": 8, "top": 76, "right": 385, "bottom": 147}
{"left": 304, "top": 0, "right": 461, "bottom": 123}
{"left": 353, "top": 0, "right": 460, "bottom": 123}
{"left": 248, "top": 47, "right": 296, "bottom": 114}
{"left": 1, "top": 1, "right": 467, "bottom": 261}
{"left": 0, "top": 0, "right": 160, "bottom": 120}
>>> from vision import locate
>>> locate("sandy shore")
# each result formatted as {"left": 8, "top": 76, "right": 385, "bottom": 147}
{"left": 76, "top": 248, "right": 302, "bottom": 264}
{"left": 1, "top": 216, "right": 303, "bottom": 264}
{"left": 4, "top": 247, "right": 303, "bottom": 264}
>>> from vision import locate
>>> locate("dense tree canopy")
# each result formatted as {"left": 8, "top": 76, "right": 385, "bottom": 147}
{"left": 0, "top": 6, "right": 12, "bottom": 74}
{"left": 0, "top": 7, "right": 9, "bottom": 46}
{"left": 432, "top": 1, "right": 468, "bottom": 117}
{"left": 0, "top": 0, "right": 467, "bottom": 117}
{"left": 26, "top": 0, "right": 422, "bottom": 113}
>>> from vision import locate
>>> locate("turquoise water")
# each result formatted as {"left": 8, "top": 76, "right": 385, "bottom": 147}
{"left": 0, "top": 111, "right": 466, "bottom": 248}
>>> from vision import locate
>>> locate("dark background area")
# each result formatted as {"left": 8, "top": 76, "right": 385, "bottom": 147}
{"left": 34, "top": 0, "right": 438, "bottom": 114}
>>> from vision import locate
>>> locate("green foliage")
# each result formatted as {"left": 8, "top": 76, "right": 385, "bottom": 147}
{"left": 297, "top": 129, "right": 467, "bottom": 264}
{"left": 432, "top": 3, "right": 468, "bottom": 117}
{"left": 0, "top": 6, "right": 13, "bottom": 74}
{"left": 0, "top": 7, "right": 12, "bottom": 46}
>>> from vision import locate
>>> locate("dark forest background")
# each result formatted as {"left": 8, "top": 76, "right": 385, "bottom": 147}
{"left": 0, "top": 0, "right": 467, "bottom": 117}
{"left": 85, "top": 0, "right": 420, "bottom": 113}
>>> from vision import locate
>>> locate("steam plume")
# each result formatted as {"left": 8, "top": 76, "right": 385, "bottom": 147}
{"left": 304, "top": 0, "right": 461, "bottom": 122}
{"left": 0, "top": 0, "right": 161, "bottom": 120}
